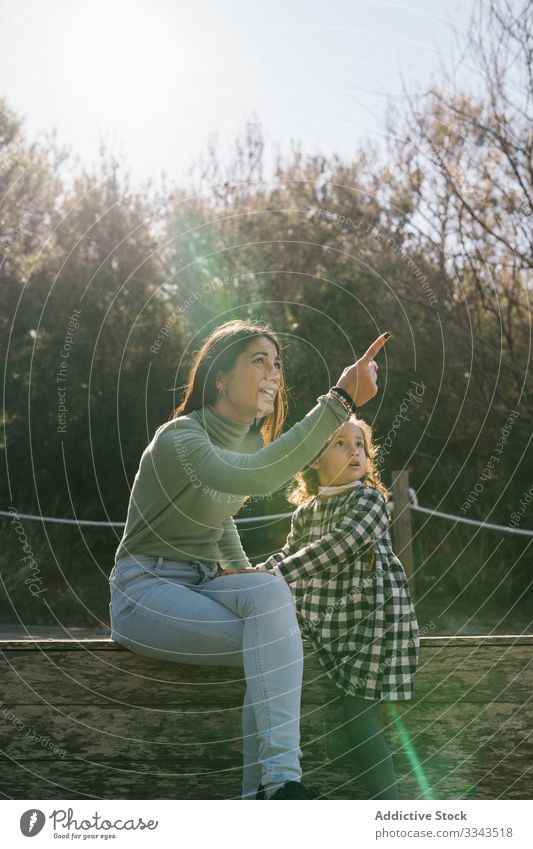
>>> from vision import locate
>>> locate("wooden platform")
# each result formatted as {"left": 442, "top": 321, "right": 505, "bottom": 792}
{"left": 0, "top": 632, "right": 531, "bottom": 800}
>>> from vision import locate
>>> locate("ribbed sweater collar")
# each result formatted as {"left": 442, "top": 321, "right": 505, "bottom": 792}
{"left": 194, "top": 403, "right": 255, "bottom": 448}
{"left": 317, "top": 479, "right": 364, "bottom": 498}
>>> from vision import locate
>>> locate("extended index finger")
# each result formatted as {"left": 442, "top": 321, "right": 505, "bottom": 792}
{"left": 364, "top": 332, "right": 390, "bottom": 360}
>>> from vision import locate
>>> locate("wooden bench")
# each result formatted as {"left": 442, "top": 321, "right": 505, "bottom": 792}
{"left": 1, "top": 632, "right": 531, "bottom": 799}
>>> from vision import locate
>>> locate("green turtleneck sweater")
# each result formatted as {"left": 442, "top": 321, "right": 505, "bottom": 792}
{"left": 114, "top": 392, "right": 350, "bottom": 566}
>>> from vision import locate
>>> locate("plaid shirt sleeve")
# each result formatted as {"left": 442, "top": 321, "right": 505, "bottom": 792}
{"left": 275, "top": 487, "right": 389, "bottom": 584}
{"left": 253, "top": 507, "right": 305, "bottom": 571}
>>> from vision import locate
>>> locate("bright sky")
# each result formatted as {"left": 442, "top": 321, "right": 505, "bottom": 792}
{"left": 1, "top": 0, "right": 475, "bottom": 186}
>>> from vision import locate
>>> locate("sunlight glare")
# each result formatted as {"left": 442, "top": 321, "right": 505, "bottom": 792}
{"left": 58, "top": 1, "right": 201, "bottom": 135}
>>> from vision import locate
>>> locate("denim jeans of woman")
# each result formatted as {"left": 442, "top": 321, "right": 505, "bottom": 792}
{"left": 109, "top": 554, "right": 304, "bottom": 799}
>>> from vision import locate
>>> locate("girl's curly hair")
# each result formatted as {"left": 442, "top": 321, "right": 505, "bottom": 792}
{"left": 286, "top": 415, "right": 388, "bottom": 506}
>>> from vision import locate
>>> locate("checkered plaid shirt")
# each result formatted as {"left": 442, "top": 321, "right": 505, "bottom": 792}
{"left": 257, "top": 482, "right": 420, "bottom": 700}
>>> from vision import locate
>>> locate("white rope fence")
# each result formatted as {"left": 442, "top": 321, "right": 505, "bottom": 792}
{"left": 1, "top": 495, "right": 532, "bottom": 537}
{"left": 409, "top": 505, "right": 533, "bottom": 538}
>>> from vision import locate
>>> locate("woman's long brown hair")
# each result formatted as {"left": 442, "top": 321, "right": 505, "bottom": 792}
{"left": 169, "top": 319, "right": 288, "bottom": 446}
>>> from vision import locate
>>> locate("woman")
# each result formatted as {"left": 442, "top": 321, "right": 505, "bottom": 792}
{"left": 109, "top": 318, "right": 388, "bottom": 800}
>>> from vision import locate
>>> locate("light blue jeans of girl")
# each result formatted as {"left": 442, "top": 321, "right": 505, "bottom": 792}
{"left": 108, "top": 553, "right": 304, "bottom": 799}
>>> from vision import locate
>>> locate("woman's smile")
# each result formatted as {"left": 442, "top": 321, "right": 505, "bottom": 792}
{"left": 258, "top": 386, "right": 277, "bottom": 405}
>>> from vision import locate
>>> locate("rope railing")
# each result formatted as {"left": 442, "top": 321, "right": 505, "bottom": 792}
{"left": 409, "top": 504, "right": 533, "bottom": 537}
{"left": 2, "top": 497, "right": 532, "bottom": 536}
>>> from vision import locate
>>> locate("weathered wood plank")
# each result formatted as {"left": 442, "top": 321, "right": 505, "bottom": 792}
{"left": 0, "top": 627, "right": 110, "bottom": 641}
{"left": 0, "top": 757, "right": 244, "bottom": 800}
{"left": 1, "top": 634, "right": 532, "bottom": 649}
{"left": 0, "top": 755, "right": 527, "bottom": 800}
{"left": 1, "top": 700, "right": 530, "bottom": 802}
{"left": 313, "top": 765, "right": 529, "bottom": 800}
{"left": 0, "top": 703, "right": 327, "bottom": 762}
{"left": 0, "top": 635, "right": 531, "bottom": 800}
{"left": 0, "top": 646, "right": 247, "bottom": 704}
{"left": 1, "top": 644, "right": 531, "bottom": 705}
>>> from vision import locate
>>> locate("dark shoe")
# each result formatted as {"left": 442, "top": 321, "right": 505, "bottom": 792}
{"left": 256, "top": 780, "right": 321, "bottom": 799}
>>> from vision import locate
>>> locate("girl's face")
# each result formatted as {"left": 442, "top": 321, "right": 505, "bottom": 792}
{"left": 215, "top": 336, "right": 282, "bottom": 423}
{"left": 311, "top": 422, "right": 367, "bottom": 487}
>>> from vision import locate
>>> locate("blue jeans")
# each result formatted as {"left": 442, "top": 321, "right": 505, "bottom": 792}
{"left": 109, "top": 554, "right": 304, "bottom": 799}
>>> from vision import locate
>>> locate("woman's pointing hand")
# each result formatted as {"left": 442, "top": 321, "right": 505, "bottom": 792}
{"left": 335, "top": 331, "right": 390, "bottom": 408}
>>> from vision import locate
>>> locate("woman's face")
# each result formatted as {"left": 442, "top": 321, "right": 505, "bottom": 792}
{"left": 215, "top": 336, "right": 282, "bottom": 423}
{"left": 311, "top": 422, "right": 367, "bottom": 486}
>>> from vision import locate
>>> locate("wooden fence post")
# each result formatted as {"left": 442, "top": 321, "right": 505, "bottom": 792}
{"left": 391, "top": 469, "right": 415, "bottom": 598}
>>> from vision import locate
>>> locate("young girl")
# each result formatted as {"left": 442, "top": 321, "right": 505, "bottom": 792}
{"left": 255, "top": 415, "right": 420, "bottom": 799}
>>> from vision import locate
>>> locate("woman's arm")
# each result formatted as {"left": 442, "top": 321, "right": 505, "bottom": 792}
{"left": 217, "top": 517, "right": 253, "bottom": 570}
{"left": 273, "top": 488, "right": 389, "bottom": 584}
{"left": 253, "top": 506, "right": 305, "bottom": 572}
{"left": 219, "top": 508, "right": 305, "bottom": 576}
{"left": 153, "top": 332, "right": 389, "bottom": 498}
{"left": 154, "top": 393, "right": 350, "bottom": 496}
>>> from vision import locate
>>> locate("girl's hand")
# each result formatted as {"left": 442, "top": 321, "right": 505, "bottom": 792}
{"left": 336, "top": 332, "right": 390, "bottom": 407}
{"left": 216, "top": 567, "right": 261, "bottom": 576}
